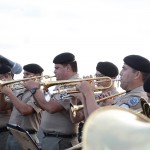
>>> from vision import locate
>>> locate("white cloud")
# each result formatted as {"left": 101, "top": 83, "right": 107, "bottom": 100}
{"left": 0, "top": 0, "right": 150, "bottom": 79}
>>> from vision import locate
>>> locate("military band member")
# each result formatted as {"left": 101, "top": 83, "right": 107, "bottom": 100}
{"left": 76, "top": 54, "right": 150, "bottom": 117}
{"left": 0, "top": 63, "right": 44, "bottom": 150}
{"left": 24, "top": 52, "right": 80, "bottom": 150}
{"left": 0, "top": 65, "right": 14, "bottom": 150}
{"left": 113, "top": 55, "right": 150, "bottom": 109}
{"left": 77, "top": 61, "right": 120, "bottom": 142}
{"left": 95, "top": 61, "right": 119, "bottom": 105}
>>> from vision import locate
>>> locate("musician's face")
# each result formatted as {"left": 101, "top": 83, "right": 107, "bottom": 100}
{"left": 23, "top": 71, "right": 35, "bottom": 78}
{"left": 54, "top": 64, "right": 68, "bottom": 80}
{"left": 0, "top": 73, "right": 12, "bottom": 81}
{"left": 95, "top": 71, "right": 107, "bottom": 87}
{"left": 119, "top": 64, "right": 136, "bottom": 91}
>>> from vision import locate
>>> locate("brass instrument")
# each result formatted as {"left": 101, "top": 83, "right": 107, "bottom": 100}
{"left": 71, "top": 91, "right": 126, "bottom": 117}
{"left": 0, "top": 76, "right": 116, "bottom": 92}
{"left": 83, "top": 106, "right": 150, "bottom": 150}
{"left": 50, "top": 77, "right": 120, "bottom": 96}
{"left": 0, "top": 75, "right": 55, "bottom": 87}
{"left": 43, "top": 76, "right": 114, "bottom": 91}
{"left": 67, "top": 106, "right": 150, "bottom": 150}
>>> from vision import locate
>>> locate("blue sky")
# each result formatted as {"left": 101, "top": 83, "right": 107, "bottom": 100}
{"left": 1, "top": 0, "right": 150, "bottom": 78}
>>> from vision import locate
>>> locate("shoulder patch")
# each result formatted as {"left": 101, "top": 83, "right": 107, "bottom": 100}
{"left": 128, "top": 97, "right": 140, "bottom": 107}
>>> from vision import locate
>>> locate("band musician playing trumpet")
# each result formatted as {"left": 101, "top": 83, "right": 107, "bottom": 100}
{"left": 66, "top": 55, "right": 150, "bottom": 150}
{"left": 70, "top": 61, "right": 120, "bottom": 142}
{"left": 0, "top": 63, "right": 44, "bottom": 150}
{"left": 75, "top": 55, "right": 150, "bottom": 119}
{"left": 95, "top": 61, "right": 120, "bottom": 106}
{"left": 0, "top": 65, "right": 15, "bottom": 150}
{"left": 24, "top": 52, "right": 81, "bottom": 150}
{"left": 0, "top": 55, "right": 22, "bottom": 150}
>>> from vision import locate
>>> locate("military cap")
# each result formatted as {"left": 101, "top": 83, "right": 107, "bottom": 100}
{"left": 143, "top": 75, "right": 150, "bottom": 93}
{"left": 124, "top": 55, "right": 150, "bottom": 73}
{"left": 53, "top": 52, "right": 75, "bottom": 64}
{"left": 23, "top": 63, "right": 44, "bottom": 74}
{"left": 0, "top": 65, "right": 11, "bottom": 74}
{"left": 96, "top": 61, "right": 119, "bottom": 77}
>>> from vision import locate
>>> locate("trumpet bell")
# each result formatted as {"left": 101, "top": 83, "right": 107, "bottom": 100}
{"left": 82, "top": 106, "right": 150, "bottom": 150}
{"left": 70, "top": 91, "right": 126, "bottom": 117}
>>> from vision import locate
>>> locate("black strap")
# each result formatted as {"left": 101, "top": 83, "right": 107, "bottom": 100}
{"left": 44, "top": 132, "right": 77, "bottom": 138}
{"left": 9, "top": 129, "right": 37, "bottom": 135}
{"left": 26, "top": 129, "right": 37, "bottom": 134}
{"left": 0, "top": 126, "right": 8, "bottom": 133}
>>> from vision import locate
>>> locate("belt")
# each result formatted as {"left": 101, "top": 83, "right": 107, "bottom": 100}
{"left": 0, "top": 126, "right": 8, "bottom": 133}
{"left": 9, "top": 129, "right": 37, "bottom": 135}
{"left": 44, "top": 132, "right": 77, "bottom": 138}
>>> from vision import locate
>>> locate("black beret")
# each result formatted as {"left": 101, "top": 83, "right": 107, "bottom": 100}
{"left": 124, "top": 55, "right": 150, "bottom": 73}
{"left": 0, "top": 65, "right": 11, "bottom": 74}
{"left": 53, "top": 52, "right": 75, "bottom": 64}
{"left": 96, "top": 61, "right": 119, "bottom": 77}
{"left": 23, "top": 63, "right": 44, "bottom": 74}
{"left": 143, "top": 75, "right": 150, "bottom": 93}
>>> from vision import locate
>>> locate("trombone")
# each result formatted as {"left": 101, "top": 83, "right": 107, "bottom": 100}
{"left": 71, "top": 91, "right": 126, "bottom": 117}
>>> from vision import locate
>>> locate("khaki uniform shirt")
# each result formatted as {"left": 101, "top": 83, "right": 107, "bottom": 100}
{"left": 41, "top": 74, "right": 79, "bottom": 135}
{"left": 114, "top": 86, "right": 148, "bottom": 110}
{"left": 9, "top": 84, "right": 42, "bottom": 131}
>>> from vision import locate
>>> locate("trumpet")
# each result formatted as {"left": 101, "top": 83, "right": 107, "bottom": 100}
{"left": 47, "top": 76, "right": 119, "bottom": 95}
{"left": 71, "top": 91, "right": 126, "bottom": 117}
{"left": 0, "top": 76, "right": 119, "bottom": 92}
{"left": 0, "top": 75, "right": 55, "bottom": 87}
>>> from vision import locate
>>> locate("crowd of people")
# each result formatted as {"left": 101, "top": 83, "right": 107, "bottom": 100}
{"left": 0, "top": 53, "right": 150, "bottom": 150}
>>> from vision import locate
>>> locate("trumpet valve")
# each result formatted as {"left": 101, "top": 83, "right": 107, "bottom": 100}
{"left": 70, "top": 103, "right": 78, "bottom": 117}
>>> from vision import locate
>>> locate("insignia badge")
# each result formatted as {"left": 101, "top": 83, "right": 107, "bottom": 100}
{"left": 128, "top": 97, "right": 140, "bottom": 107}
{"left": 120, "top": 103, "right": 130, "bottom": 108}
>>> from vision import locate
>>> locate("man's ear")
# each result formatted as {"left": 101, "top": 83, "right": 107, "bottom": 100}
{"left": 66, "top": 64, "right": 71, "bottom": 71}
{"left": 134, "top": 71, "right": 141, "bottom": 80}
